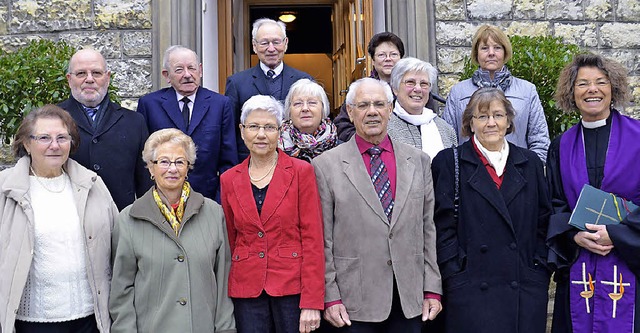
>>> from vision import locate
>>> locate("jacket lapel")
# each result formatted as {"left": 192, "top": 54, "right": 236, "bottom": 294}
{"left": 389, "top": 142, "right": 415, "bottom": 228}
{"left": 187, "top": 87, "right": 210, "bottom": 135}
{"left": 230, "top": 159, "right": 262, "bottom": 226}
{"left": 251, "top": 65, "right": 269, "bottom": 95}
{"left": 160, "top": 88, "right": 185, "bottom": 130}
{"left": 94, "top": 101, "right": 124, "bottom": 137}
{"left": 499, "top": 145, "right": 527, "bottom": 207}
{"left": 342, "top": 139, "right": 390, "bottom": 225}
{"left": 259, "top": 151, "right": 294, "bottom": 224}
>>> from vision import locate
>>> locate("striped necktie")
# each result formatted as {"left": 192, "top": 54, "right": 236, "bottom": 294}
{"left": 368, "top": 146, "right": 393, "bottom": 221}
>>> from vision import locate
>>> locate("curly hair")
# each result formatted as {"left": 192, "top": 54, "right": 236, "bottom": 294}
{"left": 142, "top": 128, "right": 197, "bottom": 170}
{"left": 554, "top": 53, "right": 631, "bottom": 113}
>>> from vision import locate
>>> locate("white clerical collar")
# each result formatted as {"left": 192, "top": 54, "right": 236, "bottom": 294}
{"left": 260, "top": 62, "right": 284, "bottom": 78}
{"left": 581, "top": 118, "right": 607, "bottom": 129}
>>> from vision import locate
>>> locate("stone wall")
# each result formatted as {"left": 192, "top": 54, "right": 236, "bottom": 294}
{"left": 0, "top": 0, "right": 152, "bottom": 110}
{"left": 434, "top": 0, "right": 640, "bottom": 118}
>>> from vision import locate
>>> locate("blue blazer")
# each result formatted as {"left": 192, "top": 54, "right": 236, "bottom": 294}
{"left": 59, "top": 97, "right": 152, "bottom": 210}
{"left": 225, "top": 63, "right": 312, "bottom": 161}
{"left": 137, "top": 86, "right": 238, "bottom": 202}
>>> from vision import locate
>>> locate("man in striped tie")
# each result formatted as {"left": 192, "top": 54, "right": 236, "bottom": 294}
{"left": 312, "top": 77, "right": 442, "bottom": 333}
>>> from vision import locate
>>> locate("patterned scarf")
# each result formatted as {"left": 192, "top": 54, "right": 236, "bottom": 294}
{"left": 279, "top": 118, "right": 338, "bottom": 162}
{"left": 152, "top": 181, "right": 191, "bottom": 236}
{"left": 471, "top": 66, "right": 513, "bottom": 92}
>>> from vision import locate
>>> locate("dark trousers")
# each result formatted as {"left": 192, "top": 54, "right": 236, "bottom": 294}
{"left": 15, "top": 315, "right": 99, "bottom": 333}
{"left": 329, "top": 282, "right": 422, "bottom": 333}
{"left": 233, "top": 292, "right": 302, "bottom": 333}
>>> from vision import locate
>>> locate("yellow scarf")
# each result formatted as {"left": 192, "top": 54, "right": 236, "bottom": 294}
{"left": 153, "top": 182, "right": 191, "bottom": 236}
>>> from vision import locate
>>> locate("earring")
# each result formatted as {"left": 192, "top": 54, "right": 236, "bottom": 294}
{"left": 150, "top": 174, "right": 155, "bottom": 180}
{"left": 185, "top": 174, "right": 188, "bottom": 180}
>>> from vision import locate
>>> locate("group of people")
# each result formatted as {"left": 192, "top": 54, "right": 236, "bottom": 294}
{"left": 0, "top": 18, "right": 639, "bottom": 333}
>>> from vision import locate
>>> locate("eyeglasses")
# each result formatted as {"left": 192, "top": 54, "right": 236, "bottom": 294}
{"left": 70, "top": 70, "right": 106, "bottom": 79}
{"left": 242, "top": 124, "right": 280, "bottom": 133}
{"left": 30, "top": 134, "right": 72, "bottom": 145}
{"left": 351, "top": 101, "right": 389, "bottom": 112}
{"left": 575, "top": 79, "right": 610, "bottom": 89}
{"left": 472, "top": 113, "right": 507, "bottom": 123}
{"left": 403, "top": 79, "right": 431, "bottom": 89}
{"left": 374, "top": 52, "right": 400, "bottom": 61}
{"left": 255, "top": 38, "right": 285, "bottom": 49}
{"left": 152, "top": 159, "right": 190, "bottom": 169}
{"left": 292, "top": 99, "right": 320, "bottom": 109}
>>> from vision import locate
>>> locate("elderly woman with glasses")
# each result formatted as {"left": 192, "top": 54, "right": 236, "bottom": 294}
{"left": 109, "top": 128, "right": 236, "bottom": 333}
{"left": 546, "top": 53, "right": 640, "bottom": 333}
{"left": 442, "top": 25, "right": 550, "bottom": 162}
{"left": 279, "top": 78, "right": 338, "bottom": 162}
{"left": 388, "top": 57, "right": 457, "bottom": 159}
{"left": 0, "top": 105, "right": 118, "bottom": 333}
{"left": 431, "top": 87, "right": 551, "bottom": 333}
{"left": 221, "top": 95, "right": 325, "bottom": 333}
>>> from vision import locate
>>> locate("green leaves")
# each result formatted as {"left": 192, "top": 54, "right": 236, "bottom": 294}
{"left": 461, "top": 35, "right": 583, "bottom": 139}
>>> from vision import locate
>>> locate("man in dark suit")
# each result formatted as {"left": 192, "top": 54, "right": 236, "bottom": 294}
{"left": 312, "top": 78, "right": 442, "bottom": 333}
{"left": 137, "top": 45, "right": 237, "bottom": 202}
{"left": 59, "top": 48, "right": 152, "bottom": 210}
{"left": 225, "top": 18, "right": 312, "bottom": 161}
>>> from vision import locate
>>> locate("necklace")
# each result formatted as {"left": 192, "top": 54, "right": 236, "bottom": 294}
{"left": 249, "top": 154, "right": 278, "bottom": 183}
{"left": 29, "top": 166, "right": 67, "bottom": 193}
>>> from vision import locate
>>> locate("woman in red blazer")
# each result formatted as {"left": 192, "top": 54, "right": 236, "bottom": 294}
{"left": 220, "top": 95, "right": 325, "bottom": 333}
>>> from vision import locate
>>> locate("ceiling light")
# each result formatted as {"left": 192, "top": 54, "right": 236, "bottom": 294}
{"left": 279, "top": 12, "right": 297, "bottom": 23}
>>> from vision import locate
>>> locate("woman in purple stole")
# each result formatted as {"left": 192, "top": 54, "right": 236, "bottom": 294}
{"left": 547, "top": 53, "right": 640, "bottom": 333}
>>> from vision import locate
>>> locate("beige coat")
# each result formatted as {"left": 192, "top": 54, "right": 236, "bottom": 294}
{"left": 0, "top": 156, "right": 118, "bottom": 333}
{"left": 311, "top": 137, "right": 442, "bottom": 322}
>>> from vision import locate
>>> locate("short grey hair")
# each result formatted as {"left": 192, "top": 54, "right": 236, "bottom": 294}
{"left": 143, "top": 128, "right": 197, "bottom": 169}
{"left": 345, "top": 77, "right": 393, "bottom": 106}
{"left": 283, "top": 79, "right": 330, "bottom": 119}
{"left": 252, "top": 18, "right": 287, "bottom": 41}
{"left": 240, "top": 95, "right": 285, "bottom": 126}
{"left": 390, "top": 57, "right": 437, "bottom": 91}
{"left": 162, "top": 45, "right": 199, "bottom": 71}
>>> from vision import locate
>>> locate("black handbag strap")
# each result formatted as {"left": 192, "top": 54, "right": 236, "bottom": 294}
{"left": 453, "top": 147, "right": 460, "bottom": 220}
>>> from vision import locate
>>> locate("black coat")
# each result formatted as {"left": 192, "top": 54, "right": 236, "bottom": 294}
{"left": 431, "top": 140, "right": 551, "bottom": 333}
{"left": 59, "top": 97, "right": 152, "bottom": 210}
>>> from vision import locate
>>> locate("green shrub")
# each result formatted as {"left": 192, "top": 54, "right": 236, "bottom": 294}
{"left": 0, "top": 39, "right": 119, "bottom": 144}
{"left": 461, "top": 35, "right": 583, "bottom": 139}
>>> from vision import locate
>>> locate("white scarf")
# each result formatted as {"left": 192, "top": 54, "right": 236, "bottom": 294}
{"left": 473, "top": 135, "right": 509, "bottom": 177}
{"left": 393, "top": 102, "right": 444, "bottom": 159}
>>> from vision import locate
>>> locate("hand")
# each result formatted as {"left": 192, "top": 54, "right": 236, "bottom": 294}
{"left": 574, "top": 226, "right": 614, "bottom": 256}
{"left": 422, "top": 298, "right": 442, "bottom": 321}
{"left": 324, "top": 304, "right": 351, "bottom": 328}
{"left": 299, "top": 309, "right": 321, "bottom": 333}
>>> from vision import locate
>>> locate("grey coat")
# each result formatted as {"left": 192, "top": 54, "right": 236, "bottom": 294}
{"left": 109, "top": 188, "right": 236, "bottom": 333}
{"left": 312, "top": 137, "right": 442, "bottom": 322}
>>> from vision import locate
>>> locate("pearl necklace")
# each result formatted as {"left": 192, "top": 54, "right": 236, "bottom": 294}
{"left": 249, "top": 154, "right": 278, "bottom": 182}
{"left": 29, "top": 166, "right": 67, "bottom": 193}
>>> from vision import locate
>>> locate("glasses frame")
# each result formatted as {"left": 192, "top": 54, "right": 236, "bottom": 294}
{"left": 574, "top": 79, "right": 610, "bottom": 89}
{"left": 374, "top": 52, "right": 401, "bottom": 61}
{"left": 152, "top": 158, "right": 190, "bottom": 169}
{"left": 255, "top": 38, "right": 286, "bottom": 49}
{"left": 29, "top": 134, "right": 72, "bottom": 145}
{"left": 472, "top": 113, "right": 507, "bottom": 123}
{"left": 350, "top": 101, "right": 390, "bottom": 112}
{"left": 402, "top": 79, "right": 431, "bottom": 89}
{"left": 70, "top": 70, "right": 106, "bottom": 79}
{"left": 241, "top": 124, "right": 281, "bottom": 133}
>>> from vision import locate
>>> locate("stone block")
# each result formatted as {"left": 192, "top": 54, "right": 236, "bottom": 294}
{"left": 546, "top": 0, "right": 583, "bottom": 20}
{"left": 123, "top": 31, "right": 152, "bottom": 57}
{"left": 437, "top": 47, "right": 470, "bottom": 75}
{"left": 505, "top": 22, "right": 550, "bottom": 37}
{"left": 438, "top": 74, "right": 464, "bottom": 99}
{"left": 0, "top": 5, "right": 8, "bottom": 34}
{"left": 467, "top": 0, "right": 512, "bottom": 20}
{"left": 553, "top": 23, "right": 598, "bottom": 47}
{"left": 0, "top": 34, "right": 41, "bottom": 53}
{"left": 120, "top": 98, "right": 139, "bottom": 111}
{"left": 108, "top": 58, "right": 152, "bottom": 98}
{"left": 584, "top": 0, "right": 613, "bottom": 21}
{"left": 9, "top": 0, "right": 92, "bottom": 33}
{"left": 617, "top": 0, "right": 640, "bottom": 22}
{"left": 59, "top": 31, "right": 122, "bottom": 58}
{"left": 435, "top": 0, "right": 466, "bottom": 20}
{"left": 600, "top": 23, "right": 640, "bottom": 48}
{"left": 436, "top": 22, "right": 476, "bottom": 47}
{"left": 514, "top": 0, "right": 545, "bottom": 20}
{"left": 598, "top": 49, "right": 640, "bottom": 76}
{"left": 95, "top": 0, "right": 151, "bottom": 29}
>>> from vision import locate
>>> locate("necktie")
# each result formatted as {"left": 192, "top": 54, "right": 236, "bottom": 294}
{"left": 267, "top": 69, "right": 275, "bottom": 79}
{"left": 181, "top": 96, "right": 190, "bottom": 128}
{"left": 85, "top": 107, "right": 98, "bottom": 121}
{"left": 368, "top": 146, "right": 393, "bottom": 221}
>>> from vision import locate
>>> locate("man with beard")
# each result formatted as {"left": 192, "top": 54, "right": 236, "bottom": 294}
{"left": 137, "top": 45, "right": 237, "bottom": 202}
{"left": 59, "top": 48, "right": 152, "bottom": 210}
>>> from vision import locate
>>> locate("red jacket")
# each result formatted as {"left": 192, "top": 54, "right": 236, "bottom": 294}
{"left": 220, "top": 150, "right": 325, "bottom": 310}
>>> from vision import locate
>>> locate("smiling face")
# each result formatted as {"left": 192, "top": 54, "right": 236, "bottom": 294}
{"left": 162, "top": 48, "right": 202, "bottom": 96}
{"left": 471, "top": 100, "right": 510, "bottom": 151}
{"left": 149, "top": 142, "right": 189, "bottom": 195}
{"left": 372, "top": 42, "right": 401, "bottom": 82}
{"left": 394, "top": 70, "right": 431, "bottom": 114}
{"left": 66, "top": 49, "right": 111, "bottom": 108}
{"left": 253, "top": 23, "right": 288, "bottom": 69}
{"left": 573, "top": 66, "right": 612, "bottom": 122}
{"left": 241, "top": 109, "right": 281, "bottom": 158}
{"left": 476, "top": 37, "right": 505, "bottom": 78}
{"left": 348, "top": 81, "right": 392, "bottom": 145}
{"left": 24, "top": 117, "right": 71, "bottom": 177}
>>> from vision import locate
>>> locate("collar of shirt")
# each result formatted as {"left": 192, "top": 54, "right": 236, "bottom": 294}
{"left": 176, "top": 92, "right": 196, "bottom": 105}
{"left": 355, "top": 134, "right": 397, "bottom": 199}
{"left": 260, "top": 62, "right": 284, "bottom": 78}
{"left": 355, "top": 134, "right": 393, "bottom": 156}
